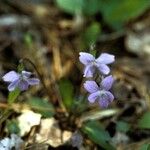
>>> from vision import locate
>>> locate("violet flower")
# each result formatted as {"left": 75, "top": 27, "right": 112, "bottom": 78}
{"left": 2, "top": 70, "right": 40, "bottom": 91}
{"left": 84, "top": 75, "right": 114, "bottom": 108}
{"left": 79, "top": 52, "right": 115, "bottom": 77}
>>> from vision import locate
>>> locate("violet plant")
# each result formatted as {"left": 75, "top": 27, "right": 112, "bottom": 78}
{"left": 0, "top": 51, "right": 115, "bottom": 149}
{"left": 79, "top": 52, "right": 115, "bottom": 108}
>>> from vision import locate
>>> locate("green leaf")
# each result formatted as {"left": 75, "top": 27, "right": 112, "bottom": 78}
{"left": 27, "top": 97, "right": 55, "bottom": 118}
{"left": 90, "top": 50, "right": 97, "bottom": 57}
{"left": 138, "top": 111, "right": 150, "bottom": 129}
{"left": 59, "top": 79, "right": 74, "bottom": 110}
{"left": 83, "top": 22, "right": 101, "bottom": 47}
{"left": 140, "top": 144, "right": 150, "bottom": 150}
{"left": 82, "top": 0, "right": 100, "bottom": 16}
{"left": 99, "top": 0, "right": 150, "bottom": 29}
{"left": 17, "top": 63, "right": 25, "bottom": 73}
{"left": 8, "top": 88, "right": 20, "bottom": 104}
{"left": 71, "top": 97, "right": 88, "bottom": 115}
{"left": 56, "top": 0, "right": 84, "bottom": 15}
{"left": 6, "top": 119, "right": 20, "bottom": 134}
{"left": 82, "top": 121, "right": 115, "bottom": 150}
{"left": 24, "top": 33, "right": 33, "bottom": 47}
{"left": 56, "top": 0, "right": 100, "bottom": 16}
{"left": 116, "top": 121, "right": 131, "bottom": 133}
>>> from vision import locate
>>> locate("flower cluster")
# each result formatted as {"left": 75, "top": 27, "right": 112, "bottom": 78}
{"left": 79, "top": 52, "right": 115, "bottom": 108}
{"left": 2, "top": 70, "right": 40, "bottom": 91}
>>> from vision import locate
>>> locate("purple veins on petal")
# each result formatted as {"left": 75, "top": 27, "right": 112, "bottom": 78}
{"left": 98, "top": 98, "right": 109, "bottom": 108}
{"left": 98, "top": 91, "right": 114, "bottom": 108}
{"left": 18, "top": 80, "right": 29, "bottom": 91}
{"left": 101, "top": 75, "right": 114, "bottom": 90}
{"left": 84, "top": 81, "right": 99, "bottom": 93}
{"left": 8, "top": 80, "right": 19, "bottom": 91}
{"left": 79, "top": 52, "right": 95, "bottom": 65}
{"left": 88, "top": 91, "right": 100, "bottom": 103}
{"left": 99, "top": 91, "right": 114, "bottom": 103}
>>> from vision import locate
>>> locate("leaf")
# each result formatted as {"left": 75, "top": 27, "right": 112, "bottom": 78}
{"left": 140, "top": 144, "right": 150, "bottom": 150}
{"left": 8, "top": 88, "right": 20, "bottom": 104}
{"left": 82, "top": 0, "right": 100, "bottom": 16}
{"left": 56, "top": 0, "right": 100, "bottom": 16}
{"left": 59, "top": 79, "right": 74, "bottom": 110}
{"left": 99, "top": 0, "right": 150, "bottom": 29}
{"left": 24, "top": 33, "right": 33, "bottom": 47}
{"left": 27, "top": 97, "right": 55, "bottom": 118}
{"left": 83, "top": 22, "right": 101, "bottom": 47}
{"left": 56, "top": 0, "right": 84, "bottom": 15}
{"left": 82, "top": 121, "right": 115, "bottom": 150}
{"left": 116, "top": 121, "right": 131, "bottom": 133}
{"left": 6, "top": 119, "right": 20, "bottom": 134}
{"left": 17, "top": 63, "right": 25, "bottom": 73}
{"left": 138, "top": 111, "right": 150, "bottom": 129}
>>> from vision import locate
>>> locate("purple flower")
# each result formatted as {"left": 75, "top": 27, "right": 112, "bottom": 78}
{"left": 84, "top": 75, "right": 114, "bottom": 108}
{"left": 79, "top": 52, "right": 115, "bottom": 77}
{"left": 2, "top": 70, "right": 40, "bottom": 91}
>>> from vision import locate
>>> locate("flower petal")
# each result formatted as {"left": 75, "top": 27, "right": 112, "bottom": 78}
{"left": 79, "top": 52, "right": 95, "bottom": 65}
{"left": 98, "top": 98, "right": 109, "bottom": 108}
{"left": 18, "top": 80, "right": 29, "bottom": 91}
{"left": 27, "top": 78, "right": 40, "bottom": 85}
{"left": 2, "top": 71, "right": 19, "bottom": 82}
{"left": 83, "top": 65, "right": 95, "bottom": 77}
{"left": 96, "top": 53, "right": 115, "bottom": 64}
{"left": 101, "top": 75, "right": 114, "bottom": 90}
{"left": 88, "top": 91, "right": 100, "bottom": 103}
{"left": 96, "top": 64, "right": 110, "bottom": 75}
{"left": 84, "top": 81, "right": 99, "bottom": 93}
{"left": 8, "top": 80, "right": 19, "bottom": 91}
{"left": 98, "top": 91, "right": 114, "bottom": 108}
{"left": 22, "top": 71, "right": 31, "bottom": 78}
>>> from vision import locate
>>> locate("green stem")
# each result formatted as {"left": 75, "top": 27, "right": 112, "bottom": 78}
{"left": 20, "top": 58, "right": 68, "bottom": 114}
{"left": 0, "top": 89, "right": 20, "bottom": 125}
